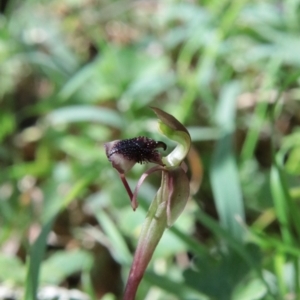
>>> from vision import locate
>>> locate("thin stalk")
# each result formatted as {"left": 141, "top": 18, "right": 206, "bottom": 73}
{"left": 119, "top": 173, "right": 134, "bottom": 208}
{"left": 124, "top": 171, "right": 168, "bottom": 300}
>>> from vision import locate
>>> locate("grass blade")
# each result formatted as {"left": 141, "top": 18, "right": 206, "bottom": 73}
{"left": 210, "top": 82, "right": 245, "bottom": 241}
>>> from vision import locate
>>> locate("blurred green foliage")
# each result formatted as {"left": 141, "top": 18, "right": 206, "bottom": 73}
{"left": 1, "top": 0, "right": 300, "bottom": 299}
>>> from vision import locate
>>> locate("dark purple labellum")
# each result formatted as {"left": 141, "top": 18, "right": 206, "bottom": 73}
{"left": 106, "top": 136, "right": 167, "bottom": 167}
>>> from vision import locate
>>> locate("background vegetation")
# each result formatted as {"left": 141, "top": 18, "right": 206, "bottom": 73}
{"left": 1, "top": 0, "right": 300, "bottom": 299}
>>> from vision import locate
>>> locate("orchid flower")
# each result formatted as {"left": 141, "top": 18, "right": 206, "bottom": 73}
{"left": 105, "top": 107, "right": 191, "bottom": 300}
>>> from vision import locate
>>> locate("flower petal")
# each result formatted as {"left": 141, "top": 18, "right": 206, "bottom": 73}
{"left": 165, "top": 167, "right": 190, "bottom": 227}
{"left": 131, "top": 165, "right": 165, "bottom": 210}
{"left": 105, "top": 137, "right": 167, "bottom": 173}
{"left": 104, "top": 140, "right": 136, "bottom": 173}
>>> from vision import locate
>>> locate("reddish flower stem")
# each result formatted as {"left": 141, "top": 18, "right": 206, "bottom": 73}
{"left": 123, "top": 216, "right": 165, "bottom": 300}
{"left": 123, "top": 171, "right": 168, "bottom": 300}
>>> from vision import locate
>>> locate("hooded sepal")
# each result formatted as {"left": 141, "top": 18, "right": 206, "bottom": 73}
{"left": 151, "top": 107, "right": 191, "bottom": 167}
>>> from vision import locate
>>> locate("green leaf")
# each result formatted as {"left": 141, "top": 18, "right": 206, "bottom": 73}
{"left": 270, "top": 164, "right": 296, "bottom": 244}
{"left": 40, "top": 250, "right": 93, "bottom": 285}
{"left": 94, "top": 209, "right": 132, "bottom": 265}
{"left": 210, "top": 82, "right": 245, "bottom": 241}
{"left": 0, "top": 254, "right": 25, "bottom": 285}
{"left": 46, "top": 105, "right": 125, "bottom": 129}
{"left": 24, "top": 170, "right": 97, "bottom": 300}
{"left": 144, "top": 271, "right": 209, "bottom": 300}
